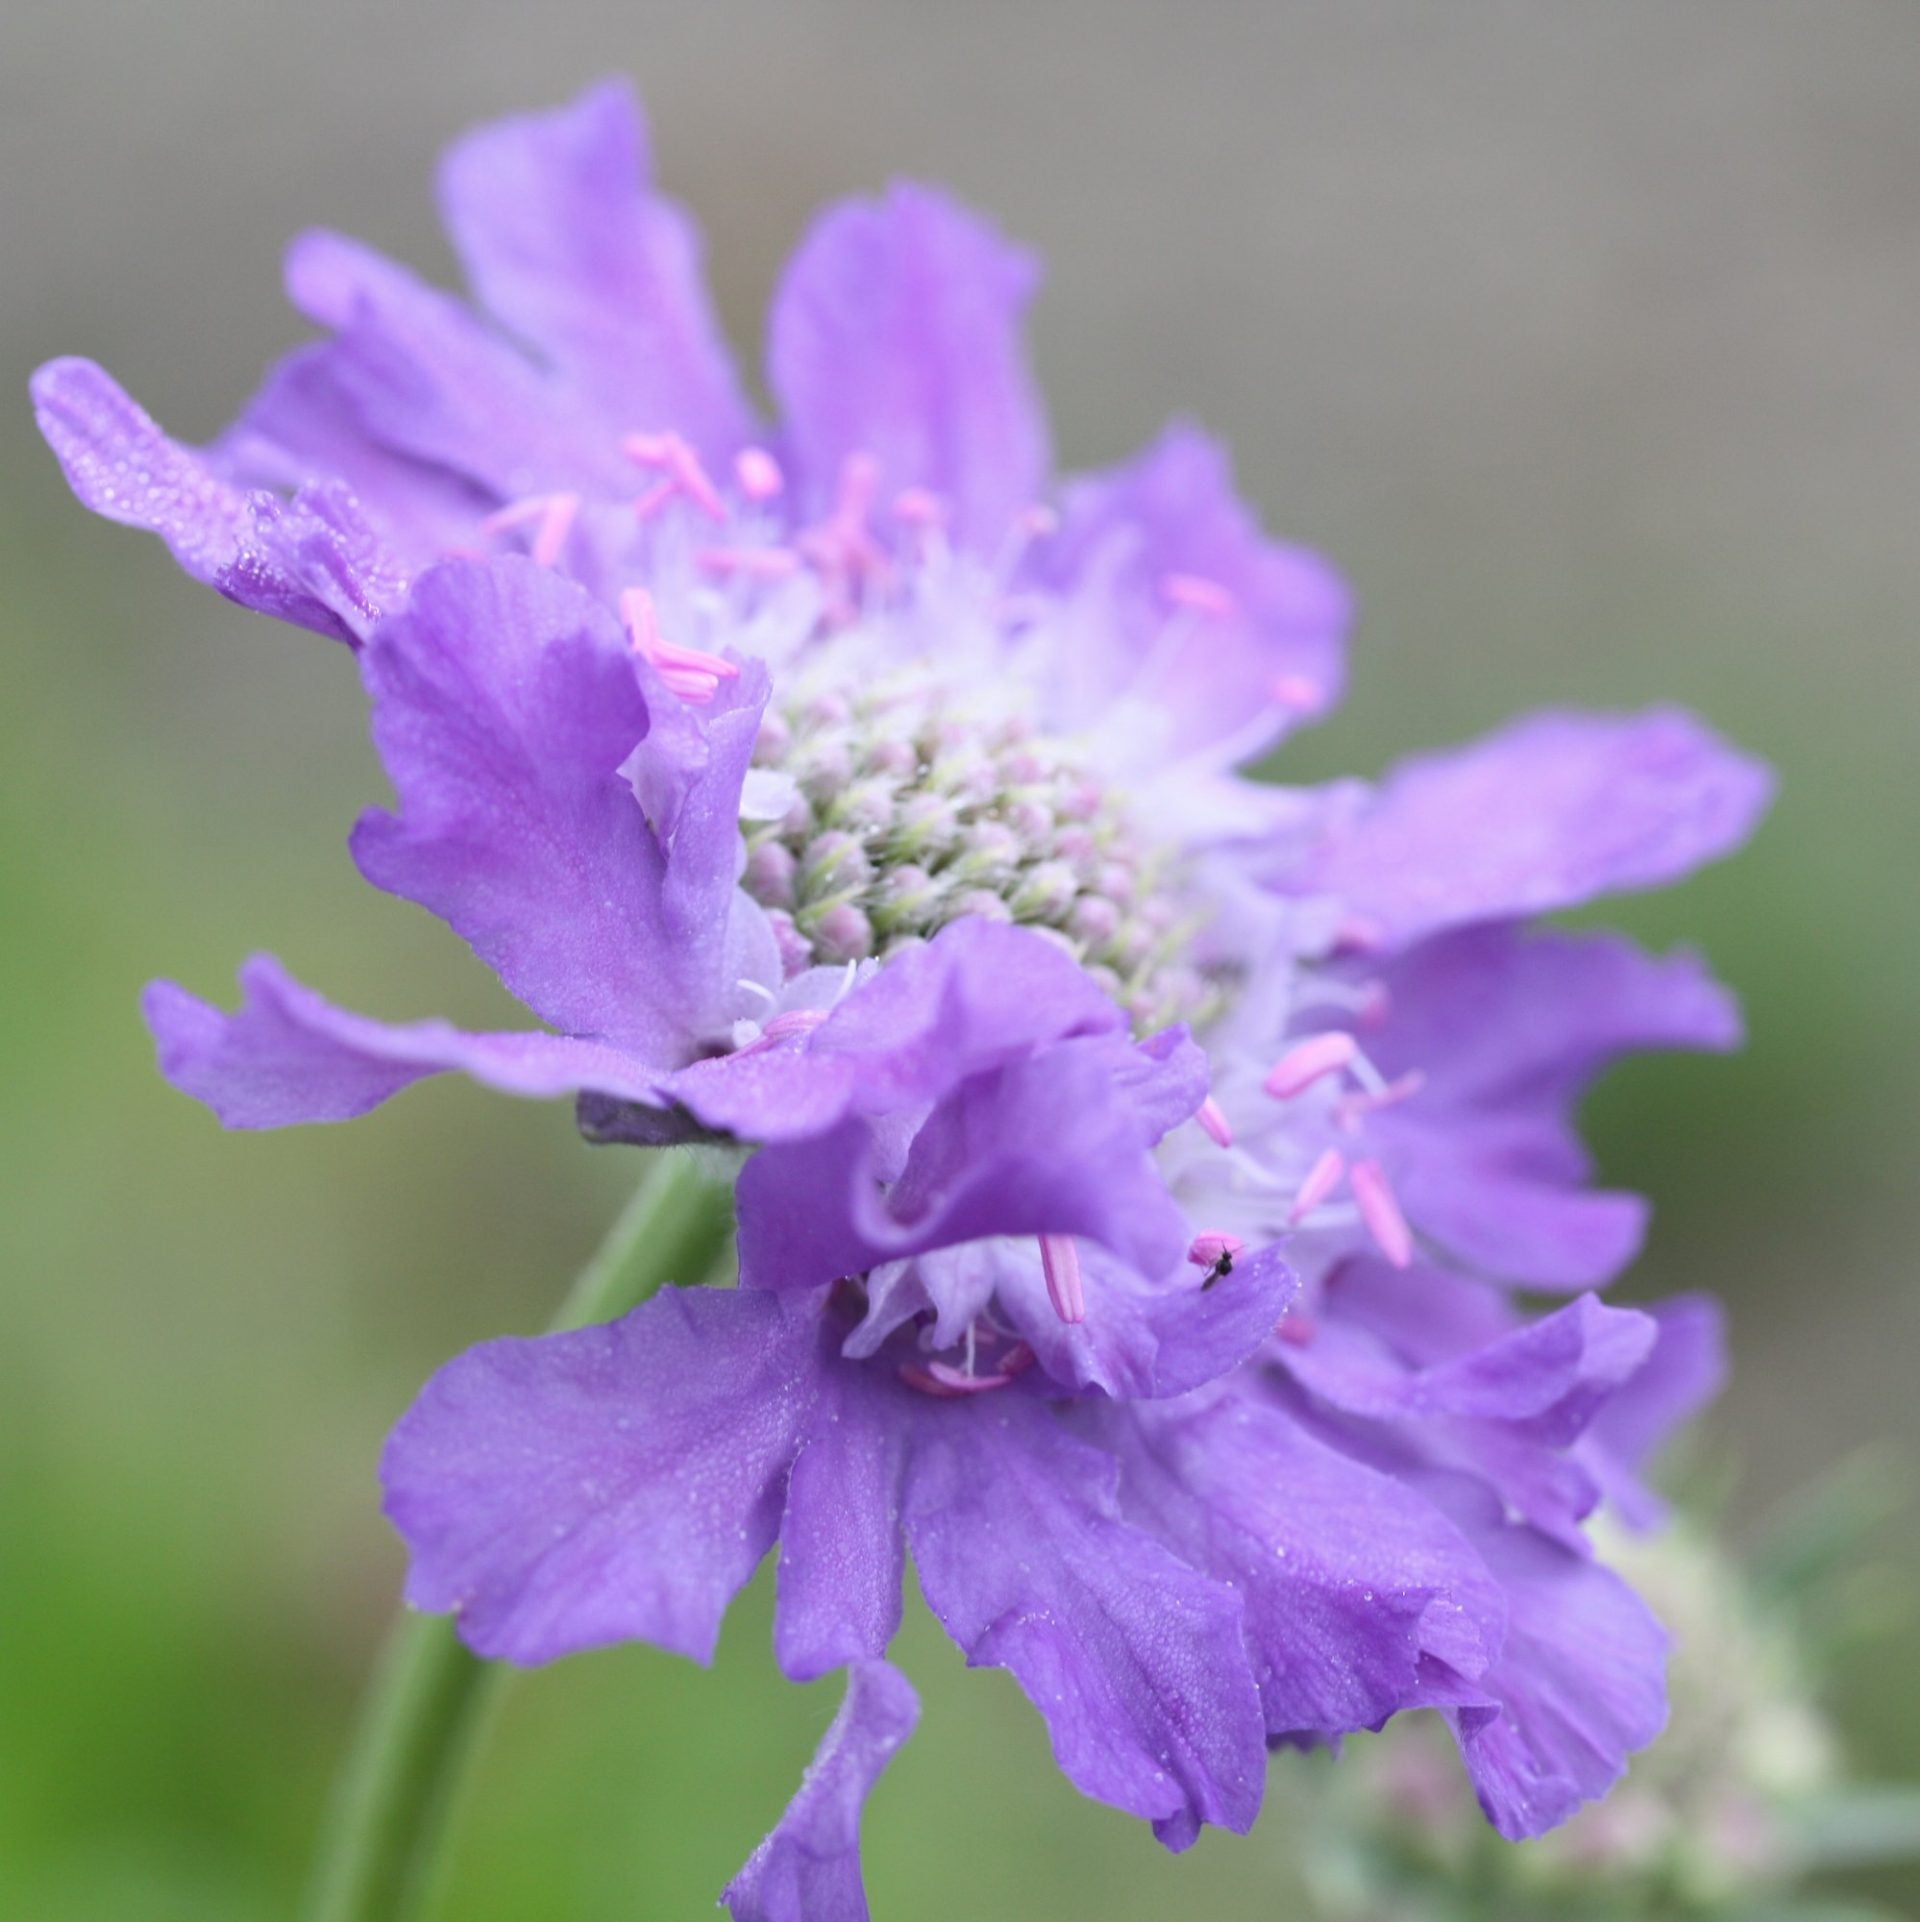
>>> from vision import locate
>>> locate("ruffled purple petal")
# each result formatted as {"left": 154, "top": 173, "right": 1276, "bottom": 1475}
{"left": 439, "top": 78, "right": 751, "bottom": 463}
{"left": 1579, "top": 1294, "right": 1727, "bottom": 1527}
{"left": 1289, "top": 709, "right": 1773, "bottom": 946}
{"left": 1091, "top": 1386, "right": 1506, "bottom": 1743}
{"left": 997, "top": 1240, "right": 1298, "bottom": 1401}
{"left": 735, "top": 1032, "right": 1191, "bottom": 1295}
{"left": 774, "top": 1331, "right": 908, "bottom": 1681}
{"left": 1370, "top": 927, "right": 1745, "bottom": 1287}
{"left": 217, "top": 345, "right": 485, "bottom": 570}
{"left": 1280, "top": 1282, "right": 1657, "bottom": 1540}
{"left": 1034, "top": 423, "right": 1352, "bottom": 764}
{"left": 722, "top": 1661, "right": 918, "bottom": 1922}
{"left": 1436, "top": 1486, "right": 1669, "bottom": 1838}
{"left": 30, "top": 357, "right": 404, "bottom": 642}
{"left": 350, "top": 557, "right": 766, "bottom": 1054}
{"left": 383, "top": 1287, "right": 818, "bottom": 1664}
{"left": 662, "top": 916, "right": 1126, "bottom": 1142}
{"left": 768, "top": 183, "right": 1049, "bottom": 550}
{"left": 284, "top": 230, "right": 626, "bottom": 501}
{"left": 902, "top": 1395, "right": 1266, "bottom": 1850}
{"left": 143, "top": 955, "right": 658, "bottom": 1128}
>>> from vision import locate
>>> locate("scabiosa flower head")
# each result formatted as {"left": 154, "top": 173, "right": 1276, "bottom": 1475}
{"left": 35, "top": 76, "right": 1774, "bottom": 1911}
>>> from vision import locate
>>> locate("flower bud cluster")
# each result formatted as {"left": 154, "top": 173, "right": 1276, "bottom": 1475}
{"left": 745, "top": 674, "right": 1220, "bottom": 1030}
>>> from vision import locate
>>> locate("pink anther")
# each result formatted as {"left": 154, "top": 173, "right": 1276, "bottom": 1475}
{"left": 696, "top": 546, "right": 803, "bottom": 582}
{"left": 622, "top": 430, "right": 727, "bottom": 523}
{"left": 1161, "top": 572, "right": 1240, "bottom": 619}
{"left": 1017, "top": 503, "right": 1059, "bottom": 539}
{"left": 1187, "top": 1231, "right": 1245, "bottom": 1271}
{"left": 1275, "top": 1311, "right": 1319, "bottom": 1347}
{"left": 1332, "top": 914, "right": 1385, "bottom": 956}
{"left": 482, "top": 492, "right": 581, "bottom": 568}
{"left": 899, "top": 1359, "right": 1021, "bottom": 1397}
{"left": 892, "top": 487, "right": 948, "bottom": 529}
{"left": 734, "top": 445, "right": 784, "bottom": 502}
{"left": 1287, "top": 1147, "right": 1348, "bottom": 1224}
{"left": 1264, "top": 1031, "right": 1359, "bottom": 1099}
{"left": 619, "top": 586, "right": 739, "bottom": 704}
{"left": 1039, "top": 1233, "right": 1086, "bottom": 1325}
{"left": 1270, "top": 673, "right": 1324, "bottom": 715}
{"left": 1195, "top": 1095, "right": 1235, "bottom": 1148}
{"left": 1350, "top": 1158, "right": 1414, "bottom": 1269}
{"left": 1334, "top": 1070, "right": 1426, "bottom": 1133}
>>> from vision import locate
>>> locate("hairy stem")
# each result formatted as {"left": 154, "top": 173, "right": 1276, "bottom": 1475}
{"left": 302, "top": 1151, "right": 734, "bottom": 1922}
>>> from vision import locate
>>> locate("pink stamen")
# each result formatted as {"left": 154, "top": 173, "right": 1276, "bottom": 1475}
{"left": 1187, "top": 1231, "right": 1245, "bottom": 1270}
{"left": 622, "top": 430, "right": 727, "bottom": 523}
{"left": 733, "top": 1007, "right": 829, "bottom": 1057}
{"left": 1161, "top": 572, "right": 1239, "bottom": 619}
{"left": 1350, "top": 1158, "right": 1414, "bottom": 1269}
{"left": 1355, "top": 981, "right": 1393, "bottom": 1031}
{"left": 1288, "top": 1147, "right": 1348, "bottom": 1224}
{"left": 1018, "top": 503, "right": 1059, "bottom": 539}
{"left": 696, "top": 545, "right": 802, "bottom": 582}
{"left": 1264, "top": 1031, "right": 1359, "bottom": 1099}
{"left": 891, "top": 487, "right": 947, "bottom": 529}
{"left": 619, "top": 587, "right": 739, "bottom": 705}
{"left": 1039, "top": 1233, "right": 1086, "bottom": 1325}
{"left": 1334, "top": 1070, "right": 1427, "bottom": 1132}
{"left": 735, "top": 446, "right": 784, "bottom": 502}
{"left": 1195, "top": 1095, "right": 1235, "bottom": 1148}
{"left": 900, "top": 1359, "right": 1021, "bottom": 1397}
{"left": 1333, "top": 914, "right": 1385, "bottom": 955}
{"left": 1270, "top": 673, "right": 1324, "bottom": 714}
{"left": 481, "top": 492, "right": 581, "bottom": 568}
{"left": 1276, "top": 1311, "right": 1319, "bottom": 1347}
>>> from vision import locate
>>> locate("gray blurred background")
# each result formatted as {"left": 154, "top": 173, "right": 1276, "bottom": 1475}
{"left": 3, "top": 4, "right": 1915, "bottom": 1917}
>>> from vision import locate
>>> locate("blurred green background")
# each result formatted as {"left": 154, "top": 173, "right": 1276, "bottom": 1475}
{"left": 3, "top": 4, "right": 1915, "bottom": 1916}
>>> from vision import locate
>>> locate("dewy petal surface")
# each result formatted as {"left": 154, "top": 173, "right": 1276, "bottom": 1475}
{"left": 903, "top": 1395, "right": 1266, "bottom": 1851}
{"left": 1290, "top": 708, "right": 1773, "bottom": 946}
{"left": 722, "top": 1661, "right": 919, "bottom": 1922}
{"left": 30, "top": 358, "right": 403, "bottom": 643}
{"left": 439, "top": 78, "right": 751, "bottom": 463}
{"left": 383, "top": 1287, "right": 816, "bottom": 1665}
{"left": 769, "top": 182, "right": 1049, "bottom": 549}
{"left": 143, "top": 955, "right": 660, "bottom": 1129}
{"left": 1092, "top": 1386, "right": 1507, "bottom": 1742}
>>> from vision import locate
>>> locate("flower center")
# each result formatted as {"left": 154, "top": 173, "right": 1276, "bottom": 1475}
{"left": 742, "top": 665, "right": 1218, "bottom": 1032}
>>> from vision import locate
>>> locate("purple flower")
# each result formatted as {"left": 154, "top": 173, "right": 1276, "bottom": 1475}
{"left": 36, "top": 75, "right": 1774, "bottom": 1908}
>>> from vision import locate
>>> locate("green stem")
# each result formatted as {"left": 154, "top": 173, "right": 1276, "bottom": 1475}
{"left": 302, "top": 1151, "right": 734, "bottom": 1922}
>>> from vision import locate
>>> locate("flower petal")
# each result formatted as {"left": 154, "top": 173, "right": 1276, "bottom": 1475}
{"left": 1036, "top": 422, "right": 1351, "bottom": 766}
{"left": 996, "top": 1240, "right": 1298, "bottom": 1401}
{"left": 735, "top": 1031, "right": 1191, "bottom": 1296}
{"left": 1437, "top": 1488, "right": 1669, "bottom": 1838}
{"left": 774, "top": 1338, "right": 908, "bottom": 1681}
{"left": 438, "top": 78, "right": 751, "bottom": 463}
{"left": 143, "top": 955, "right": 658, "bottom": 1128}
{"left": 383, "top": 1287, "right": 816, "bottom": 1664}
{"left": 1093, "top": 1386, "right": 1507, "bottom": 1743}
{"left": 903, "top": 1395, "right": 1266, "bottom": 1849}
{"left": 350, "top": 557, "right": 766, "bottom": 1054}
{"left": 1289, "top": 709, "right": 1773, "bottom": 946}
{"left": 284, "top": 229, "right": 625, "bottom": 501}
{"left": 30, "top": 357, "right": 403, "bottom": 643}
{"left": 722, "top": 1661, "right": 918, "bottom": 1922}
{"left": 1579, "top": 1294, "right": 1727, "bottom": 1528}
{"left": 1372, "top": 927, "right": 1745, "bottom": 1287}
{"left": 769, "top": 183, "right": 1049, "bottom": 550}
